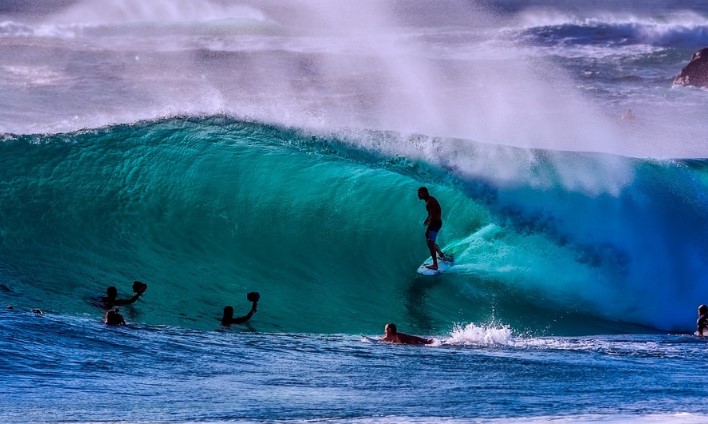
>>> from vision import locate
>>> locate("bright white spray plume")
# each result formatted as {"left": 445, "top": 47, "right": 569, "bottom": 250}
{"left": 34, "top": 1, "right": 619, "bottom": 143}
{"left": 7, "top": 0, "right": 641, "bottom": 192}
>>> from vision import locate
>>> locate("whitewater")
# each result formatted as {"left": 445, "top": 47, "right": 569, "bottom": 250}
{"left": 1, "top": 1, "right": 707, "bottom": 423}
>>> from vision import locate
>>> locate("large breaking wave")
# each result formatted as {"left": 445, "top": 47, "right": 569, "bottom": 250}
{"left": 0, "top": 117, "right": 706, "bottom": 334}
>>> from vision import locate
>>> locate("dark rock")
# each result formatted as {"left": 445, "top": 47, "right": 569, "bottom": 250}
{"left": 673, "top": 48, "right": 708, "bottom": 88}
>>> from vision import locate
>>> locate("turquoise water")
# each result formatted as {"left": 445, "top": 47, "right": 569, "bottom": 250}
{"left": 1, "top": 117, "right": 706, "bottom": 335}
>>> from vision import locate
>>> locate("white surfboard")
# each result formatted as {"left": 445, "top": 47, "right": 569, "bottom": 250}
{"left": 361, "top": 335, "right": 382, "bottom": 343}
{"left": 416, "top": 256, "right": 454, "bottom": 276}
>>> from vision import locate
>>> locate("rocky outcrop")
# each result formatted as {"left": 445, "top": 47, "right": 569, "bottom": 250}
{"left": 674, "top": 48, "right": 708, "bottom": 88}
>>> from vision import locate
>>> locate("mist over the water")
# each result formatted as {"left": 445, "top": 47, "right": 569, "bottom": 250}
{"left": 1, "top": 0, "right": 707, "bottom": 160}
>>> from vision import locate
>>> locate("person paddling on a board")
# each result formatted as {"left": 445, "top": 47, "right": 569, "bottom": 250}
{"left": 381, "top": 323, "right": 433, "bottom": 345}
{"left": 418, "top": 186, "right": 447, "bottom": 270}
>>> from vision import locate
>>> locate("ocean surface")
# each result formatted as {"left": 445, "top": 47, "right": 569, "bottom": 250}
{"left": 1, "top": 1, "right": 707, "bottom": 422}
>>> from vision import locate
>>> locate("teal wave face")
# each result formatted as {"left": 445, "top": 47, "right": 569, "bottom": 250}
{"left": 0, "top": 117, "right": 706, "bottom": 335}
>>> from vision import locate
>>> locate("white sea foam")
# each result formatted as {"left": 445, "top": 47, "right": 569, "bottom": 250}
{"left": 47, "top": 0, "right": 270, "bottom": 26}
{"left": 514, "top": 8, "right": 708, "bottom": 30}
{"left": 1, "top": 65, "right": 68, "bottom": 86}
{"left": 443, "top": 322, "right": 514, "bottom": 346}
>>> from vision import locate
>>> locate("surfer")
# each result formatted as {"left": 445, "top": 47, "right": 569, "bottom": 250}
{"left": 99, "top": 281, "right": 148, "bottom": 309}
{"left": 417, "top": 186, "right": 446, "bottom": 270}
{"left": 221, "top": 292, "right": 260, "bottom": 325}
{"left": 104, "top": 308, "right": 126, "bottom": 325}
{"left": 381, "top": 323, "right": 433, "bottom": 345}
{"left": 696, "top": 304, "right": 707, "bottom": 336}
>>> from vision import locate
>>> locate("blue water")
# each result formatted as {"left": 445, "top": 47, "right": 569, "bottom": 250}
{"left": 3, "top": 311, "right": 708, "bottom": 423}
{"left": 1, "top": 1, "right": 708, "bottom": 422}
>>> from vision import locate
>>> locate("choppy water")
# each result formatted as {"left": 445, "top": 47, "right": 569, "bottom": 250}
{"left": 1, "top": 1, "right": 707, "bottom": 422}
{"left": 3, "top": 310, "right": 708, "bottom": 423}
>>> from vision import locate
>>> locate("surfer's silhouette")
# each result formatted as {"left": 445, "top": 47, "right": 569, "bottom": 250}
{"left": 417, "top": 187, "right": 448, "bottom": 270}
{"left": 381, "top": 323, "right": 433, "bottom": 345}
{"left": 221, "top": 292, "right": 260, "bottom": 325}
{"left": 104, "top": 308, "right": 126, "bottom": 325}
{"left": 99, "top": 281, "right": 147, "bottom": 309}
{"left": 696, "top": 304, "right": 707, "bottom": 336}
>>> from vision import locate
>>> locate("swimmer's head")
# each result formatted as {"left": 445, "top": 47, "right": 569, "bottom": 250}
{"left": 107, "top": 286, "right": 118, "bottom": 298}
{"left": 223, "top": 306, "right": 234, "bottom": 320}
{"left": 384, "top": 323, "right": 397, "bottom": 335}
{"left": 104, "top": 308, "right": 124, "bottom": 325}
{"left": 699, "top": 304, "right": 707, "bottom": 315}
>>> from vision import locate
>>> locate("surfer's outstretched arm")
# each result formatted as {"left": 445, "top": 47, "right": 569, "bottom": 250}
{"left": 100, "top": 282, "right": 147, "bottom": 308}
{"left": 221, "top": 301, "right": 257, "bottom": 325}
{"left": 113, "top": 292, "right": 142, "bottom": 306}
{"left": 231, "top": 303, "right": 257, "bottom": 324}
